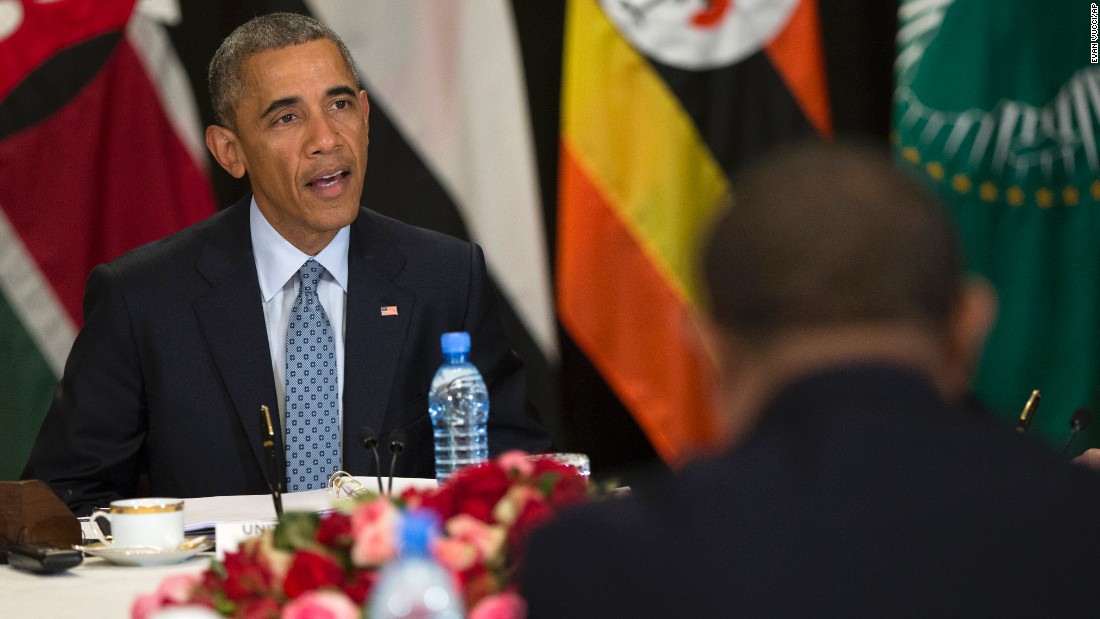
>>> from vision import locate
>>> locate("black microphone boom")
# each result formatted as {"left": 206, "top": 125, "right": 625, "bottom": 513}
{"left": 386, "top": 429, "right": 407, "bottom": 496}
{"left": 357, "top": 426, "right": 384, "bottom": 495}
{"left": 1062, "top": 408, "right": 1093, "bottom": 455}
{"left": 1071, "top": 408, "right": 1093, "bottom": 433}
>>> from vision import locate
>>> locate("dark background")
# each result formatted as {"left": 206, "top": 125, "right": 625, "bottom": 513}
{"left": 168, "top": 0, "right": 899, "bottom": 479}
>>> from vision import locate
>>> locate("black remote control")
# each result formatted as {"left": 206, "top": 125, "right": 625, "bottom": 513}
{"left": 7, "top": 542, "right": 83, "bottom": 574}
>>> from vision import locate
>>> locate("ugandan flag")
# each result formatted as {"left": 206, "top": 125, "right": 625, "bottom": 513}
{"left": 558, "top": 0, "right": 831, "bottom": 464}
{"left": 0, "top": 0, "right": 216, "bottom": 478}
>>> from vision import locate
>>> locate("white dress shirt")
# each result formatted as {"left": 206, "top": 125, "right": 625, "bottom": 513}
{"left": 249, "top": 198, "right": 350, "bottom": 441}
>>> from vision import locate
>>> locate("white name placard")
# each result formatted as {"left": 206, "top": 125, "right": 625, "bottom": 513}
{"left": 214, "top": 520, "right": 277, "bottom": 560}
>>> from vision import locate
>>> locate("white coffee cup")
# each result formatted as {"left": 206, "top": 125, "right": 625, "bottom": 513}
{"left": 90, "top": 498, "right": 185, "bottom": 549}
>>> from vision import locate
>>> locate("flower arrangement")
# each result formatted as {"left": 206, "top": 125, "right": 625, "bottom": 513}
{"left": 133, "top": 451, "right": 593, "bottom": 619}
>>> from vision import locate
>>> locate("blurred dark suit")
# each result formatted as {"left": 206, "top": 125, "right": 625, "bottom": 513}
{"left": 522, "top": 364, "right": 1100, "bottom": 617}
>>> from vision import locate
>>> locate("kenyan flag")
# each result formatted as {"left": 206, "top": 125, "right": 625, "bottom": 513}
{"left": 0, "top": 0, "right": 216, "bottom": 478}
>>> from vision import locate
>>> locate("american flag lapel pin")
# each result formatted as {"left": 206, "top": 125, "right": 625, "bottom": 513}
{"left": 380, "top": 305, "right": 398, "bottom": 317}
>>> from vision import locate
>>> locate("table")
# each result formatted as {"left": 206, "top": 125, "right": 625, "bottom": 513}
{"left": 1, "top": 478, "right": 436, "bottom": 617}
{"left": 0, "top": 553, "right": 210, "bottom": 618}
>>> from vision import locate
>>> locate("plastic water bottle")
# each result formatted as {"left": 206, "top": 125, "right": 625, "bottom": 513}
{"left": 367, "top": 510, "right": 464, "bottom": 619}
{"left": 428, "top": 331, "right": 489, "bottom": 482}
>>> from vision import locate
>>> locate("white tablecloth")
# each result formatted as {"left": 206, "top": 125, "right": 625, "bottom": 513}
{"left": 2, "top": 478, "right": 438, "bottom": 618}
{"left": 0, "top": 553, "right": 210, "bottom": 618}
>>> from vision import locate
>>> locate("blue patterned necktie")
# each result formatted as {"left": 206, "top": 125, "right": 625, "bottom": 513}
{"left": 284, "top": 258, "right": 340, "bottom": 491}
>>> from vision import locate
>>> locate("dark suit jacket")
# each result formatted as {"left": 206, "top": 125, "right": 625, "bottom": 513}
{"left": 23, "top": 197, "right": 550, "bottom": 515}
{"left": 521, "top": 364, "right": 1100, "bottom": 617}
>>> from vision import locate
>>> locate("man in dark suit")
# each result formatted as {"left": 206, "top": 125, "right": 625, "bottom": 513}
{"left": 23, "top": 13, "right": 549, "bottom": 516}
{"left": 520, "top": 140, "right": 1100, "bottom": 616}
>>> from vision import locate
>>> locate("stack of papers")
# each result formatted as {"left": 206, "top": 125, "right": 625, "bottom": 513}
{"left": 183, "top": 477, "right": 438, "bottom": 534}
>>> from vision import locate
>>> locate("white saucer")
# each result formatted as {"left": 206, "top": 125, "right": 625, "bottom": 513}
{"left": 74, "top": 537, "right": 213, "bottom": 567}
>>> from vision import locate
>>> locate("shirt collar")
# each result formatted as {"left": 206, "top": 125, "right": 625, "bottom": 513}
{"left": 249, "top": 197, "right": 350, "bottom": 302}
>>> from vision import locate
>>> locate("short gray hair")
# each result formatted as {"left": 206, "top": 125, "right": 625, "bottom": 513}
{"left": 208, "top": 12, "right": 360, "bottom": 130}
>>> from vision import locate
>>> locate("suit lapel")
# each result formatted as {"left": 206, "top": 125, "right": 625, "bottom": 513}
{"left": 192, "top": 199, "right": 279, "bottom": 474}
{"left": 343, "top": 209, "right": 414, "bottom": 472}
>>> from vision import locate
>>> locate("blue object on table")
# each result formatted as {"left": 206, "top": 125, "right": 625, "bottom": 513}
{"left": 367, "top": 510, "right": 463, "bottom": 618}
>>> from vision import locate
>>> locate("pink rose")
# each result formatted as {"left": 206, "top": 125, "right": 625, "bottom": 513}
{"left": 130, "top": 571, "right": 205, "bottom": 619}
{"left": 434, "top": 536, "right": 479, "bottom": 572}
{"left": 491, "top": 485, "right": 542, "bottom": 527}
{"left": 350, "top": 497, "right": 400, "bottom": 567}
{"left": 469, "top": 592, "right": 528, "bottom": 619}
{"left": 158, "top": 571, "right": 204, "bottom": 603}
{"left": 496, "top": 450, "right": 534, "bottom": 477}
{"left": 446, "top": 514, "right": 506, "bottom": 565}
{"left": 281, "top": 590, "right": 358, "bottom": 619}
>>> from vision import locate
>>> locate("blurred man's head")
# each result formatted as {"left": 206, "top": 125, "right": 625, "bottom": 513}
{"left": 701, "top": 140, "right": 995, "bottom": 442}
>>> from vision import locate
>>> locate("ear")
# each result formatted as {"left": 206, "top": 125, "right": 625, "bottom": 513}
{"left": 945, "top": 276, "right": 998, "bottom": 395}
{"left": 358, "top": 89, "right": 370, "bottom": 132}
{"left": 696, "top": 312, "right": 762, "bottom": 447}
{"left": 696, "top": 315, "right": 733, "bottom": 379}
{"left": 205, "top": 125, "right": 247, "bottom": 179}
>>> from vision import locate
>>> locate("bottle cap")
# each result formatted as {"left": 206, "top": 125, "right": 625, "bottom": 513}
{"left": 440, "top": 331, "right": 471, "bottom": 355}
{"left": 400, "top": 509, "right": 440, "bottom": 558}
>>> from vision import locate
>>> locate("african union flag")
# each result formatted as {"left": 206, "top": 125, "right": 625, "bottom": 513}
{"left": 895, "top": 0, "right": 1100, "bottom": 452}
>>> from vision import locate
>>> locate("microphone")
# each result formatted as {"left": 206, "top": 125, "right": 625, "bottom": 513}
{"left": 386, "top": 429, "right": 407, "bottom": 496}
{"left": 1016, "top": 389, "right": 1041, "bottom": 433}
{"left": 357, "top": 426, "right": 384, "bottom": 495}
{"left": 1062, "top": 408, "right": 1093, "bottom": 455}
{"left": 259, "top": 405, "right": 283, "bottom": 517}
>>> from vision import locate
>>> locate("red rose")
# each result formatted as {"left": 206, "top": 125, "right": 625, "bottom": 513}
{"left": 456, "top": 496, "right": 496, "bottom": 523}
{"left": 418, "top": 484, "right": 457, "bottom": 520}
{"left": 283, "top": 550, "right": 346, "bottom": 599}
{"left": 548, "top": 474, "right": 588, "bottom": 508}
{"left": 399, "top": 486, "right": 430, "bottom": 510}
{"left": 529, "top": 457, "right": 573, "bottom": 478}
{"left": 316, "top": 511, "right": 352, "bottom": 547}
{"left": 138, "top": 450, "right": 599, "bottom": 619}
{"left": 461, "top": 567, "right": 501, "bottom": 610}
{"left": 507, "top": 498, "right": 553, "bottom": 557}
{"left": 223, "top": 548, "right": 275, "bottom": 602}
{"left": 449, "top": 465, "right": 512, "bottom": 523}
{"left": 239, "top": 596, "right": 282, "bottom": 619}
{"left": 341, "top": 568, "right": 378, "bottom": 605}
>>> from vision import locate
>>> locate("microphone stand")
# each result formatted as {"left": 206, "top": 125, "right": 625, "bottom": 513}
{"left": 1062, "top": 408, "right": 1093, "bottom": 455}
{"left": 386, "top": 429, "right": 407, "bottom": 496}
{"left": 358, "top": 426, "right": 385, "bottom": 495}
